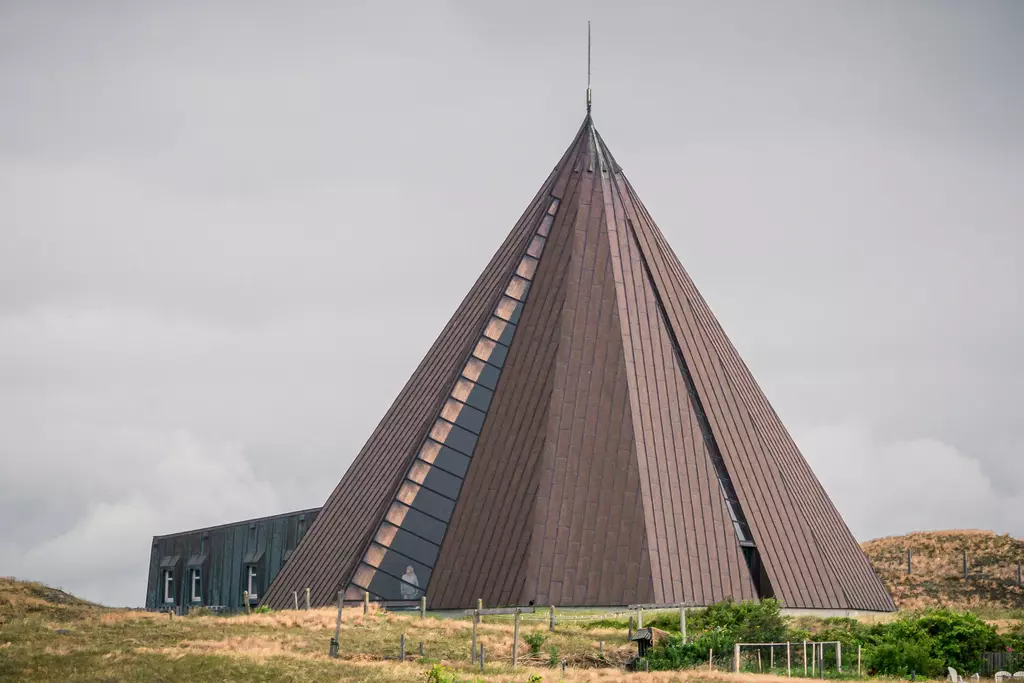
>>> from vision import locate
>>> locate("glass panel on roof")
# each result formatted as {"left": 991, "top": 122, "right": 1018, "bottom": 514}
{"left": 406, "top": 482, "right": 456, "bottom": 520}
{"left": 418, "top": 440, "right": 471, "bottom": 478}
{"left": 526, "top": 235, "right": 546, "bottom": 259}
{"left": 366, "top": 566, "right": 423, "bottom": 601}
{"left": 387, "top": 501, "right": 447, "bottom": 544}
{"left": 351, "top": 564, "right": 376, "bottom": 589}
{"left": 416, "top": 461, "right": 463, "bottom": 499}
{"left": 484, "top": 317, "right": 515, "bottom": 346}
{"left": 505, "top": 276, "right": 530, "bottom": 302}
{"left": 547, "top": 198, "right": 560, "bottom": 215}
{"left": 538, "top": 215, "right": 554, "bottom": 237}
{"left": 365, "top": 542, "right": 432, "bottom": 585}
{"left": 494, "top": 296, "right": 522, "bottom": 324}
{"left": 516, "top": 256, "right": 539, "bottom": 280}
{"left": 435, "top": 420, "right": 477, "bottom": 456}
{"left": 383, "top": 523, "right": 440, "bottom": 565}
{"left": 441, "top": 398, "right": 486, "bottom": 434}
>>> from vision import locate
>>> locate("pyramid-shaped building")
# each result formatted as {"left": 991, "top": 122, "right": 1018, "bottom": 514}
{"left": 262, "top": 115, "right": 895, "bottom": 612}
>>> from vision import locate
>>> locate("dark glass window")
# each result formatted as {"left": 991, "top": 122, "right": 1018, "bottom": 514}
{"left": 473, "top": 338, "right": 506, "bottom": 368}
{"left": 407, "top": 482, "right": 456, "bottom": 520}
{"left": 461, "top": 358, "right": 500, "bottom": 390}
{"left": 417, "top": 440, "right": 471, "bottom": 478}
{"left": 516, "top": 256, "right": 539, "bottom": 280}
{"left": 505, "top": 276, "right": 531, "bottom": 301}
{"left": 386, "top": 501, "right": 447, "bottom": 544}
{"left": 484, "top": 317, "right": 516, "bottom": 347}
{"left": 451, "top": 378, "right": 492, "bottom": 412}
{"left": 366, "top": 567, "right": 423, "bottom": 601}
{"left": 441, "top": 398, "right": 486, "bottom": 434}
{"left": 376, "top": 523, "right": 440, "bottom": 566}
{"left": 434, "top": 420, "right": 477, "bottom": 456}
{"left": 476, "top": 363, "right": 500, "bottom": 390}
{"left": 538, "top": 215, "right": 554, "bottom": 237}
{"left": 365, "top": 542, "right": 432, "bottom": 587}
{"left": 416, "top": 461, "right": 463, "bottom": 499}
{"left": 494, "top": 296, "right": 523, "bottom": 325}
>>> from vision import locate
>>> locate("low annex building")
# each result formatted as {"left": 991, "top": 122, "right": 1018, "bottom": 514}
{"left": 147, "top": 114, "right": 895, "bottom": 614}
{"left": 145, "top": 508, "right": 319, "bottom": 612}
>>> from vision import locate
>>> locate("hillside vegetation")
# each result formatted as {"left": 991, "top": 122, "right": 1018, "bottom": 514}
{"left": 861, "top": 530, "right": 1024, "bottom": 612}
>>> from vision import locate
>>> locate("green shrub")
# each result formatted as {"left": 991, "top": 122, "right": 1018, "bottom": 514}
{"left": 425, "top": 664, "right": 459, "bottom": 683}
{"left": 252, "top": 605, "right": 271, "bottom": 614}
{"left": 866, "top": 642, "right": 943, "bottom": 678}
{"left": 523, "top": 631, "right": 546, "bottom": 655}
{"left": 546, "top": 644, "right": 560, "bottom": 667}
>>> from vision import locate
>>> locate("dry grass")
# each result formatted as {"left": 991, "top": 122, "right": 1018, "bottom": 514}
{"left": 861, "top": 530, "right": 1024, "bottom": 613}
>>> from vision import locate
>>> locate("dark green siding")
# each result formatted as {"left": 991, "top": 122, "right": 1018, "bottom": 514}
{"left": 145, "top": 508, "right": 320, "bottom": 611}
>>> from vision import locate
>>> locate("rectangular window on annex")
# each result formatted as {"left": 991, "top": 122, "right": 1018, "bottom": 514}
{"left": 190, "top": 569, "right": 202, "bottom": 603}
{"left": 162, "top": 570, "right": 174, "bottom": 604}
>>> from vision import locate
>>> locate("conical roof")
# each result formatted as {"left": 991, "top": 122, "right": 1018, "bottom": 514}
{"left": 263, "top": 116, "right": 895, "bottom": 612}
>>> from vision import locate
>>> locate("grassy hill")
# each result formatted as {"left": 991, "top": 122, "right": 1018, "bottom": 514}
{"left": 0, "top": 576, "right": 651, "bottom": 682}
{"left": 861, "top": 530, "right": 1024, "bottom": 613}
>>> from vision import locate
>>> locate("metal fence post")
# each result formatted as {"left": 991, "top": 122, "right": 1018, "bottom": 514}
{"left": 549, "top": 605, "right": 555, "bottom": 632}
{"left": 420, "top": 595, "right": 426, "bottom": 619}
{"left": 400, "top": 633, "right": 405, "bottom": 662}
{"left": 734, "top": 643, "right": 740, "bottom": 673}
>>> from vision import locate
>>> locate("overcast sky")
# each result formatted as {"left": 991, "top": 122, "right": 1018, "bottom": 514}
{"left": 1, "top": 1, "right": 1021, "bottom": 607}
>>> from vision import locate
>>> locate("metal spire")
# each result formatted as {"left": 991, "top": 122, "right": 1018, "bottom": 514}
{"left": 586, "top": 21, "right": 592, "bottom": 116}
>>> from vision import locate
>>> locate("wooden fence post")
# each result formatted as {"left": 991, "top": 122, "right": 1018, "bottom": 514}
{"left": 907, "top": 548, "right": 912, "bottom": 574}
{"left": 363, "top": 590, "right": 369, "bottom": 615}
{"left": 512, "top": 607, "right": 520, "bottom": 668}
{"left": 858, "top": 645, "right": 862, "bottom": 676}
{"left": 305, "top": 587, "right": 311, "bottom": 611}
{"left": 331, "top": 591, "right": 342, "bottom": 657}
{"left": 471, "top": 609, "right": 478, "bottom": 663}
{"left": 680, "top": 604, "right": 687, "bottom": 642}
{"left": 419, "top": 641, "right": 424, "bottom": 657}
{"left": 787, "top": 641, "right": 792, "bottom": 677}
{"left": 803, "top": 641, "right": 808, "bottom": 676}
{"left": 549, "top": 605, "right": 555, "bottom": 632}
{"left": 293, "top": 591, "right": 298, "bottom": 610}
{"left": 479, "top": 643, "right": 485, "bottom": 671}
{"left": 734, "top": 643, "right": 740, "bottom": 673}
{"left": 709, "top": 648, "right": 714, "bottom": 671}
{"left": 600, "top": 640, "right": 604, "bottom": 655}
{"left": 420, "top": 596, "right": 426, "bottom": 619}
{"left": 838, "top": 641, "right": 843, "bottom": 672}
{"left": 243, "top": 590, "right": 250, "bottom": 614}
{"left": 638, "top": 607, "right": 644, "bottom": 629}
{"left": 628, "top": 615, "right": 634, "bottom": 638}
{"left": 758, "top": 649, "right": 763, "bottom": 673}
{"left": 400, "top": 633, "right": 405, "bottom": 662}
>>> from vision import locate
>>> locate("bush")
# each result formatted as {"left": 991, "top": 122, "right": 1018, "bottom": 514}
{"left": 647, "top": 627, "right": 736, "bottom": 671}
{"left": 866, "top": 642, "right": 944, "bottom": 678}
{"left": 252, "top": 605, "right": 271, "bottom": 614}
{"left": 523, "top": 631, "right": 546, "bottom": 655}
